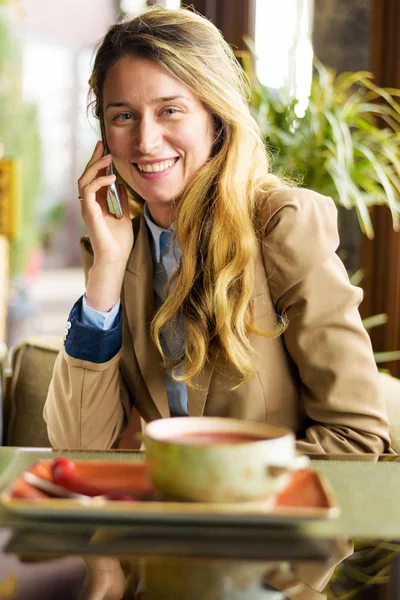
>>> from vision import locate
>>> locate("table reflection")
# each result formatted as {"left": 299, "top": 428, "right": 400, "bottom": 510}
{"left": 78, "top": 533, "right": 353, "bottom": 600}
{"left": 133, "top": 557, "right": 302, "bottom": 600}
{"left": 2, "top": 545, "right": 399, "bottom": 600}
{"left": 4, "top": 543, "right": 391, "bottom": 600}
{"left": 1, "top": 450, "right": 399, "bottom": 599}
{"left": 0, "top": 534, "right": 358, "bottom": 600}
{"left": 2, "top": 535, "right": 399, "bottom": 600}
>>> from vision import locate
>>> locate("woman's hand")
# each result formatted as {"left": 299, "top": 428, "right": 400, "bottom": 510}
{"left": 78, "top": 140, "right": 134, "bottom": 311}
{"left": 78, "top": 140, "right": 133, "bottom": 266}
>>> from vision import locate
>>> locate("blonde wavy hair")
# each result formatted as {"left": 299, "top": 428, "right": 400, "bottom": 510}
{"left": 89, "top": 6, "right": 286, "bottom": 387}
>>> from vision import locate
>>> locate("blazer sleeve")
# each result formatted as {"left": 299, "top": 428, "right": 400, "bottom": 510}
{"left": 43, "top": 237, "right": 131, "bottom": 450}
{"left": 260, "top": 188, "right": 392, "bottom": 454}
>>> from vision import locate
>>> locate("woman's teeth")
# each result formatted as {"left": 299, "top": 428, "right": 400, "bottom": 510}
{"left": 137, "top": 158, "right": 177, "bottom": 173}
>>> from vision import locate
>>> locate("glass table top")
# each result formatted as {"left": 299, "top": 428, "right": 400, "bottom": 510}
{"left": 0, "top": 448, "right": 399, "bottom": 599}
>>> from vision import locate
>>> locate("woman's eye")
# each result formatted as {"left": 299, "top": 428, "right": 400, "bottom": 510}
{"left": 161, "top": 108, "right": 180, "bottom": 116}
{"left": 114, "top": 113, "right": 134, "bottom": 121}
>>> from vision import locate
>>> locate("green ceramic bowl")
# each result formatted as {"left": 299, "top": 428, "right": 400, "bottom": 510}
{"left": 144, "top": 417, "right": 308, "bottom": 503}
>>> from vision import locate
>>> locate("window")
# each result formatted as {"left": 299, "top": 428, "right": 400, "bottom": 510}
{"left": 121, "top": 0, "right": 181, "bottom": 14}
{"left": 255, "top": 0, "right": 314, "bottom": 112}
{"left": 22, "top": 41, "right": 74, "bottom": 210}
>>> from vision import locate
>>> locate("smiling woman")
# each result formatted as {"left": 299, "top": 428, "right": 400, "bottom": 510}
{"left": 43, "top": 6, "right": 391, "bottom": 460}
{"left": 102, "top": 56, "right": 214, "bottom": 227}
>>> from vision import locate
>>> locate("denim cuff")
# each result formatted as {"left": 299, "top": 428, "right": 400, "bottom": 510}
{"left": 64, "top": 296, "right": 122, "bottom": 363}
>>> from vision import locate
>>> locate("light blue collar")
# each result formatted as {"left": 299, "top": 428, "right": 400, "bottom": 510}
{"left": 143, "top": 204, "right": 175, "bottom": 262}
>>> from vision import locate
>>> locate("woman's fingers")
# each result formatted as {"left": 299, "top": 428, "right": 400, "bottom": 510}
{"left": 88, "top": 139, "right": 105, "bottom": 166}
{"left": 78, "top": 154, "right": 112, "bottom": 195}
{"left": 79, "top": 140, "right": 105, "bottom": 184}
{"left": 79, "top": 175, "right": 116, "bottom": 222}
{"left": 81, "top": 174, "right": 116, "bottom": 198}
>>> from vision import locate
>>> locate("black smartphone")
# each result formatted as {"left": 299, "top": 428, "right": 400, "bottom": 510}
{"left": 100, "top": 120, "right": 123, "bottom": 219}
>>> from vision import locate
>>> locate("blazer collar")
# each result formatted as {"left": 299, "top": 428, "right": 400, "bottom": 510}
{"left": 126, "top": 214, "right": 149, "bottom": 276}
{"left": 124, "top": 214, "right": 170, "bottom": 418}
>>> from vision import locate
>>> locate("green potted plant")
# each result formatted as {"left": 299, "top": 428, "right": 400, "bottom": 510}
{"left": 246, "top": 58, "right": 400, "bottom": 239}
{"left": 241, "top": 54, "right": 400, "bottom": 349}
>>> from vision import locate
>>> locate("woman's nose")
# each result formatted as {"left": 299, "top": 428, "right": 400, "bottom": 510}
{"left": 134, "top": 118, "right": 162, "bottom": 155}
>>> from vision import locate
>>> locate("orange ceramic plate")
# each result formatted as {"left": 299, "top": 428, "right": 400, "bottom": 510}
{"left": 0, "top": 459, "right": 340, "bottom": 523}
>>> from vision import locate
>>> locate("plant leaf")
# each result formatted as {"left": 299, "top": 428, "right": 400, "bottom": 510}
{"left": 374, "top": 351, "right": 400, "bottom": 363}
{"left": 363, "top": 314, "right": 389, "bottom": 329}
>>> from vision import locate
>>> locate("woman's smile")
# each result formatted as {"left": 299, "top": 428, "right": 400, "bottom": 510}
{"left": 133, "top": 157, "right": 180, "bottom": 180}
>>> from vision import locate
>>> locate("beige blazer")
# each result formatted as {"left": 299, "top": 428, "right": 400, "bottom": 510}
{"left": 44, "top": 188, "right": 392, "bottom": 453}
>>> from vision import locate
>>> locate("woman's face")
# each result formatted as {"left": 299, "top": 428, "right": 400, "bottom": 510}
{"left": 102, "top": 56, "right": 215, "bottom": 227}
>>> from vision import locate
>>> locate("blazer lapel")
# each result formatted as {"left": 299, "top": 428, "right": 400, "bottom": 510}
{"left": 124, "top": 215, "right": 170, "bottom": 418}
{"left": 187, "top": 356, "right": 215, "bottom": 417}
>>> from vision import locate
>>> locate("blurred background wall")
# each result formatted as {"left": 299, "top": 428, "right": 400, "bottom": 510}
{"left": 14, "top": 0, "right": 119, "bottom": 268}
{"left": 0, "top": 0, "right": 120, "bottom": 345}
